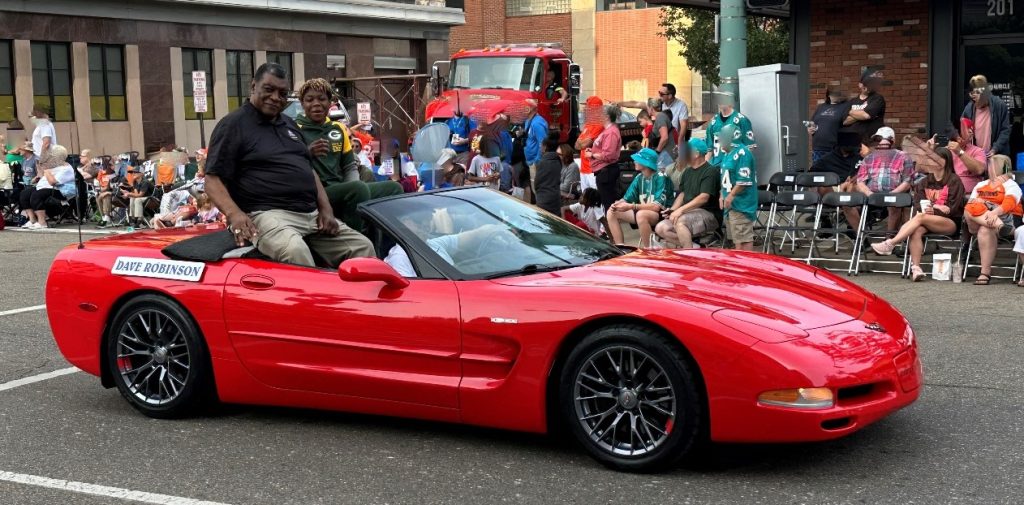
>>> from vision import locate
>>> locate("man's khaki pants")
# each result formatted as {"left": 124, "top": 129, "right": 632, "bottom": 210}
{"left": 251, "top": 209, "right": 375, "bottom": 268}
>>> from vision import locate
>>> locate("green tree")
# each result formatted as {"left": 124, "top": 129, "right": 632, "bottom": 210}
{"left": 658, "top": 7, "right": 789, "bottom": 87}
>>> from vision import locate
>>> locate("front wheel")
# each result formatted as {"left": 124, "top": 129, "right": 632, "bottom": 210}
{"left": 106, "top": 294, "right": 215, "bottom": 418}
{"left": 559, "top": 325, "right": 705, "bottom": 472}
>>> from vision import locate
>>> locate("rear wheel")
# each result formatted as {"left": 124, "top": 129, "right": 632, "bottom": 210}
{"left": 559, "top": 325, "right": 705, "bottom": 472}
{"left": 105, "top": 295, "right": 214, "bottom": 418}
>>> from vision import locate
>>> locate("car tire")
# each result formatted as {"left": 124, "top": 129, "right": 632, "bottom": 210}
{"left": 559, "top": 324, "right": 705, "bottom": 472}
{"left": 105, "top": 294, "right": 215, "bottom": 419}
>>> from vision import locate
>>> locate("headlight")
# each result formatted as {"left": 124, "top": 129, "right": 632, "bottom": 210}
{"left": 758, "top": 388, "right": 834, "bottom": 410}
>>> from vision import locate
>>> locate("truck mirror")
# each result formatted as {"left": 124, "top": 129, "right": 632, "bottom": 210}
{"left": 430, "top": 65, "right": 442, "bottom": 96}
{"left": 568, "top": 64, "right": 581, "bottom": 96}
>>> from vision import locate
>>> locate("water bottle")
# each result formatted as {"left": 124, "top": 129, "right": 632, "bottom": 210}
{"left": 952, "top": 262, "right": 962, "bottom": 283}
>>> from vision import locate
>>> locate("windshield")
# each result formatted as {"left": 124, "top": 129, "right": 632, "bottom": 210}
{"left": 449, "top": 57, "right": 542, "bottom": 91}
{"left": 372, "top": 188, "right": 622, "bottom": 279}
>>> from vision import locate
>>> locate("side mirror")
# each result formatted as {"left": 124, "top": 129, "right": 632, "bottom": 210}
{"left": 430, "top": 62, "right": 448, "bottom": 96}
{"left": 568, "top": 64, "right": 581, "bottom": 96}
{"left": 338, "top": 257, "right": 410, "bottom": 290}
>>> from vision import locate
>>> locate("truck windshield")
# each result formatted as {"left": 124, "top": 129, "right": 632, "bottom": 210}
{"left": 449, "top": 57, "right": 541, "bottom": 91}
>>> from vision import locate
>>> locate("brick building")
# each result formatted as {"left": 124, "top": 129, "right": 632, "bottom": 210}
{"left": 449, "top": 1, "right": 704, "bottom": 114}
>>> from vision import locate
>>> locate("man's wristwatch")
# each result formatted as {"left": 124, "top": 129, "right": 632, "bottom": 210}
{"left": 957, "top": 149, "right": 965, "bottom": 156}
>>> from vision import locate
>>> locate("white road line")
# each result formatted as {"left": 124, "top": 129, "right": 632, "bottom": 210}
{"left": 0, "top": 470, "right": 233, "bottom": 505}
{"left": 0, "top": 367, "right": 79, "bottom": 393}
{"left": 0, "top": 304, "right": 46, "bottom": 317}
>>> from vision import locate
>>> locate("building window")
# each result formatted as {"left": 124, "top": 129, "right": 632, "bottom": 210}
{"left": 88, "top": 45, "right": 127, "bottom": 121}
{"left": 226, "top": 50, "right": 254, "bottom": 112}
{"left": 0, "top": 40, "right": 14, "bottom": 123}
{"left": 182, "top": 48, "right": 214, "bottom": 120}
{"left": 266, "top": 52, "right": 293, "bottom": 80}
{"left": 598, "top": 0, "right": 647, "bottom": 10}
{"left": 31, "top": 42, "right": 74, "bottom": 121}
{"left": 505, "top": 0, "right": 570, "bottom": 16}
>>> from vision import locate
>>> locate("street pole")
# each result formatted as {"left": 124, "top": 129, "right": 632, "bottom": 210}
{"left": 719, "top": 0, "right": 747, "bottom": 109}
{"left": 198, "top": 112, "right": 206, "bottom": 149}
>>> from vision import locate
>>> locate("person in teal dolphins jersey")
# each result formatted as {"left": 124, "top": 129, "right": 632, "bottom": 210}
{"left": 717, "top": 124, "right": 758, "bottom": 251}
{"left": 705, "top": 91, "right": 756, "bottom": 166}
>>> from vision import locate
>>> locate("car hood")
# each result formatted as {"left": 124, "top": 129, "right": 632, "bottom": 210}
{"left": 491, "top": 249, "right": 869, "bottom": 331}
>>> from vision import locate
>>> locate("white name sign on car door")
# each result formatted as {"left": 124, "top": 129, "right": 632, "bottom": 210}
{"left": 111, "top": 257, "right": 206, "bottom": 282}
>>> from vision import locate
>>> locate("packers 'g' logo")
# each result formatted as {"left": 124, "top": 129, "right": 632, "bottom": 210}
{"left": 328, "top": 130, "right": 343, "bottom": 141}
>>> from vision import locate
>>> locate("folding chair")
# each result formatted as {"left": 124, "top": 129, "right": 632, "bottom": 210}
{"left": 767, "top": 172, "right": 799, "bottom": 192}
{"left": 755, "top": 190, "right": 774, "bottom": 251}
{"left": 765, "top": 190, "right": 822, "bottom": 262}
{"left": 852, "top": 192, "right": 913, "bottom": 275}
{"left": 809, "top": 192, "right": 867, "bottom": 275}
{"left": 763, "top": 173, "right": 801, "bottom": 252}
{"left": 962, "top": 220, "right": 1022, "bottom": 281}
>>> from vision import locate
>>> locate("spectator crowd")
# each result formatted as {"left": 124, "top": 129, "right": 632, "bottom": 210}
{"left": 3, "top": 65, "right": 1022, "bottom": 288}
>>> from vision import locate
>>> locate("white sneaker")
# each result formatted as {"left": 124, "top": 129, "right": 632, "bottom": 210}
{"left": 20, "top": 221, "right": 33, "bottom": 229}
{"left": 31, "top": 222, "right": 47, "bottom": 230}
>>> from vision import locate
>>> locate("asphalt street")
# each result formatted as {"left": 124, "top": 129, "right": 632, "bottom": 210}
{"left": 0, "top": 228, "right": 1022, "bottom": 504}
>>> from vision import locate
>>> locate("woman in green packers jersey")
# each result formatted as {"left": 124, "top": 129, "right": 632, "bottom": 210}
{"left": 295, "top": 78, "right": 403, "bottom": 232}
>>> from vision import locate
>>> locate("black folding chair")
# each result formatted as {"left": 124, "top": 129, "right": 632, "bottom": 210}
{"left": 765, "top": 190, "right": 822, "bottom": 262}
{"left": 755, "top": 190, "right": 774, "bottom": 251}
{"left": 809, "top": 192, "right": 867, "bottom": 274}
{"left": 853, "top": 192, "right": 913, "bottom": 275}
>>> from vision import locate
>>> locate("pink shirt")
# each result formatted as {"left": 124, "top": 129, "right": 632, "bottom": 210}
{"left": 974, "top": 106, "right": 992, "bottom": 153}
{"left": 953, "top": 143, "right": 986, "bottom": 194}
{"left": 590, "top": 123, "right": 621, "bottom": 173}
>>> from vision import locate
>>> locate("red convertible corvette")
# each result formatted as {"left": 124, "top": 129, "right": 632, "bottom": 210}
{"left": 46, "top": 187, "right": 921, "bottom": 472}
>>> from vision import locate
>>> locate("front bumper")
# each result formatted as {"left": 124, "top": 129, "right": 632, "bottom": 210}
{"left": 708, "top": 324, "right": 923, "bottom": 443}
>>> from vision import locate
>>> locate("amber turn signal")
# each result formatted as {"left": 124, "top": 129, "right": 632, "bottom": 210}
{"left": 758, "top": 387, "right": 834, "bottom": 410}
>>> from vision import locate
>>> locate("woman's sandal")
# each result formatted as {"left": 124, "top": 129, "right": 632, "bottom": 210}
{"left": 1017, "top": 278, "right": 1024, "bottom": 288}
{"left": 974, "top": 273, "right": 991, "bottom": 286}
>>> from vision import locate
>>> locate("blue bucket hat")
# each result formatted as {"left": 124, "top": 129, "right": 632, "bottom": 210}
{"left": 631, "top": 148, "right": 659, "bottom": 171}
{"left": 687, "top": 137, "right": 709, "bottom": 155}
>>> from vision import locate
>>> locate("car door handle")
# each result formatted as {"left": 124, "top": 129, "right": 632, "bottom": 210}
{"left": 239, "top": 274, "right": 275, "bottom": 290}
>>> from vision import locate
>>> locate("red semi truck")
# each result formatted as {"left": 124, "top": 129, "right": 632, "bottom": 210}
{"left": 427, "top": 43, "right": 582, "bottom": 144}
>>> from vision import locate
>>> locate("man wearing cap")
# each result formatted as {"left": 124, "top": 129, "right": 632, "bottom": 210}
{"left": 655, "top": 138, "right": 721, "bottom": 249}
{"left": 850, "top": 127, "right": 914, "bottom": 232}
{"left": 717, "top": 124, "right": 757, "bottom": 251}
{"left": 436, "top": 147, "right": 466, "bottom": 187}
{"left": 844, "top": 69, "right": 886, "bottom": 150}
{"left": 606, "top": 147, "right": 673, "bottom": 248}
{"left": 705, "top": 92, "right": 755, "bottom": 166}
{"left": 962, "top": 75, "right": 1011, "bottom": 157}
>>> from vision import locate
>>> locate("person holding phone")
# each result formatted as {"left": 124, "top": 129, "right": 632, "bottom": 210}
{"left": 927, "top": 121, "right": 986, "bottom": 194}
{"left": 871, "top": 147, "right": 965, "bottom": 282}
{"left": 808, "top": 86, "right": 851, "bottom": 163}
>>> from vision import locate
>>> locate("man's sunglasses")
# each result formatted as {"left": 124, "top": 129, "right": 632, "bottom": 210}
{"left": 658, "top": 92, "right": 670, "bottom": 96}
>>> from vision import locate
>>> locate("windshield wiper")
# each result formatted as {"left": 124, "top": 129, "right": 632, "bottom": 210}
{"left": 485, "top": 263, "right": 574, "bottom": 279}
{"left": 481, "top": 86, "right": 509, "bottom": 90}
{"left": 596, "top": 251, "right": 622, "bottom": 262}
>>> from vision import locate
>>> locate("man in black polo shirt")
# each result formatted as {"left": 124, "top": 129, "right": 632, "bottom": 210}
{"left": 204, "top": 63, "right": 374, "bottom": 267}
